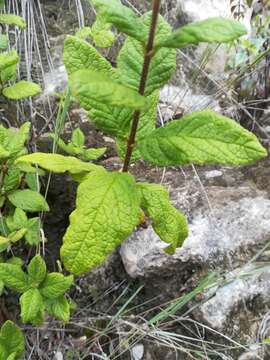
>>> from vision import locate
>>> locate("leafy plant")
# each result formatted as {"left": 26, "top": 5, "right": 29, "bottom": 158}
{"left": 0, "top": 320, "right": 24, "bottom": 360}
{"left": 0, "top": 255, "right": 73, "bottom": 325}
{"left": 0, "top": 7, "right": 41, "bottom": 100}
{"left": 51, "top": 127, "right": 106, "bottom": 161}
{"left": 16, "top": 0, "right": 266, "bottom": 278}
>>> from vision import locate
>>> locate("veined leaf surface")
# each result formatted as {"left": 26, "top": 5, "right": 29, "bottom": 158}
{"left": 117, "top": 13, "right": 176, "bottom": 96}
{"left": 69, "top": 69, "right": 147, "bottom": 111}
{"left": 3, "top": 81, "right": 41, "bottom": 100}
{"left": 156, "top": 17, "right": 247, "bottom": 49}
{"left": 137, "top": 183, "right": 188, "bottom": 253}
{"left": 63, "top": 35, "right": 117, "bottom": 78}
{"left": 90, "top": 0, "right": 147, "bottom": 42}
{"left": 61, "top": 171, "right": 141, "bottom": 275}
{"left": 16, "top": 153, "right": 100, "bottom": 174}
{"left": 139, "top": 110, "right": 267, "bottom": 166}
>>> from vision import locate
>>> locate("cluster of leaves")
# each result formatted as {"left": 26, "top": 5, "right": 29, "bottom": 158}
{"left": 0, "top": 122, "right": 49, "bottom": 250}
{"left": 51, "top": 127, "right": 106, "bottom": 161}
{"left": 0, "top": 4, "right": 41, "bottom": 100}
{"left": 16, "top": 0, "right": 267, "bottom": 277}
{"left": 0, "top": 255, "right": 74, "bottom": 325}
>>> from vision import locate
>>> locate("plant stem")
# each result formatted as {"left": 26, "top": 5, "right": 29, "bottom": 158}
{"left": 122, "top": 0, "right": 161, "bottom": 172}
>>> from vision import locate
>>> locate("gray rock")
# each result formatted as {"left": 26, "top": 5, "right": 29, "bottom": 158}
{"left": 121, "top": 184, "right": 270, "bottom": 280}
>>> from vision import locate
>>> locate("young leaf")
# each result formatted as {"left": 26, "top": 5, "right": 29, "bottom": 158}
{"left": 3, "top": 168, "right": 21, "bottom": 193}
{"left": 83, "top": 147, "right": 106, "bottom": 161}
{"left": 90, "top": 0, "right": 147, "bottom": 42}
{"left": 39, "top": 273, "right": 74, "bottom": 299}
{"left": 0, "top": 145, "right": 10, "bottom": 159}
{"left": 61, "top": 171, "right": 141, "bottom": 275}
{"left": 0, "top": 263, "right": 28, "bottom": 292}
{"left": 91, "top": 15, "right": 115, "bottom": 48}
{"left": 137, "top": 183, "right": 188, "bottom": 253}
{"left": 117, "top": 13, "right": 176, "bottom": 96}
{"left": 20, "top": 288, "right": 44, "bottom": 325}
{"left": 8, "top": 189, "right": 49, "bottom": 212}
{"left": 3, "top": 81, "right": 41, "bottom": 100}
{"left": 1, "top": 64, "right": 17, "bottom": 82}
{"left": 0, "top": 14, "right": 26, "bottom": 29}
{"left": 11, "top": 208, "right": 28, "bottom": 230}
{"left": 9, "top": 229, "right": 27, "bottom": 243}
{"left": 0, "top": 35, "right": 8, "bottom": 51}
{"left": 64, "top": 35, "right": 117, "bottom": 78}
{"left": 0, "top": 321, "right": 24, "bottom": 358}
{"left": 45, "top": 296, "right": 71, "bottom": 323}
{"left": 0, "top": 237, "right": 10, "bottom": 252}
{"left": 139, "top": 110, "right": 267, "bottom": 166}
{"left": 0, "top": 50, "right": 19, "bottom": 72}
{"left": 69, "top": 69, "right": 147, "bottom": 111}
{"left": 27, "top": 255, "right": 47, "bottom": 287}
{"left": 25, "top": 218, "right": 40, "bottom": 246}
{"left": 16, "top": 153, "right": 101, "bottom": 174}
{"left": 156, "top": 17, "right": 247, "bottom": 49}
{"left": 71, "top": 128, "right": 85, "bottom": 148}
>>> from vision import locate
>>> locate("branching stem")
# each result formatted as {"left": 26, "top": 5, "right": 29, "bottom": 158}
{"left": 122, "top": 0, "right": 161, "bottom": 172}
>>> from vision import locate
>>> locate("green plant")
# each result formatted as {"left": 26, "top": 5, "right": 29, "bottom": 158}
{"left": 15, "top": 0, "right": 267, "bottom": 278}
{"left": 51, "top": 127, "right": 106, "bottom": 161}
{"left": 0, "top": 320, "right": 24, "bottom": 360}
{"left": 0, "top": 5, "right": 41, "bottom": 100}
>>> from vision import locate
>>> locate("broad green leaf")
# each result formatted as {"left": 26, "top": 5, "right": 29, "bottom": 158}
{"left": 139, "top": 110, "right": 267, "bottom": 166}
{"left": 0, "top": 144, "right": 10, "bottom": 159}
{"left": 2, "top": 122, "right": 30, "bottom": 159}
{"left": 0, "top": 321, "right": 24, "bottom": 357}
{"left": 0, "top": 263, "right": 28, "bottom": 292}
{"left": 0, "top": 14, "right": 26, "bottom": 29}
{"left": 3, "top": 169, "right": 22, "bottom": 193}
{"left": 27, "top": 255, "right": 46, "bottom": 287}
{"left": 0, "top": 35, "right": 8, "bottom": 51}
{"left": 69, "top": 69, "right": 147, "bottom": 111}
{"left": 90, "top": 90, "right": 159, "bottom": 139}
{"left": 3, "top": 81, "right": 41, "bottom": 100}
{"left": 8, "top": 189, "right": 49, "bottom": 212}
{"left": 82, "top": 147, "right": 106, "bottom": 161}
{"left": 20, "top": 288, "right": 44, "bottom": 325}
{"left": 61, "top": 171, "right": 141, "bottom": 274}
{"left": 0, "top": 237, "right": 10, "bottom": 252}
{"left": 40, "top": 273, "right": 74, "bottom": 299}
{"left": 6, "top": 257, "right": 24, "bottom": 267}
{"left": 25, "top": 218, "right": 40, "bottom": 246}
{"left": 15, "top": 162, "right": 45, "bottom": 176}
{"left": 137, "top": 183, "right": 188, "bottom": 253}
{"left": 0, "top": 50, "right": 18, "bottom": 72}
{"left": 117, "top": 13, "right": 176, "bottom": 96}
{"left": 1, "top": 64, "right": 17, "bottom": 83}
{"left": 9, "top": 229, "right": 27, "bottom": 243}
{"left": 63, "top": 35, "right": 117, "bottom": 78}
{"left": 90, "top": 0, "right": 147, "bottom": 42}
{"left": 11, "top": 208, "right": 28, "bottom": 230}
{"left": 25, "top": 173, "right": 39, "bottom": 191}
{"left": 45, "top": 296, "right": 71, "bottom": 323}
{"left": 16, "top": 153, "right": 100, "bottom": 174}
{"left": 156, "top": 17, "right": 247, "bottom": 49}
{"left": 71, "top": 128, "right": 85, "bottom": 148}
